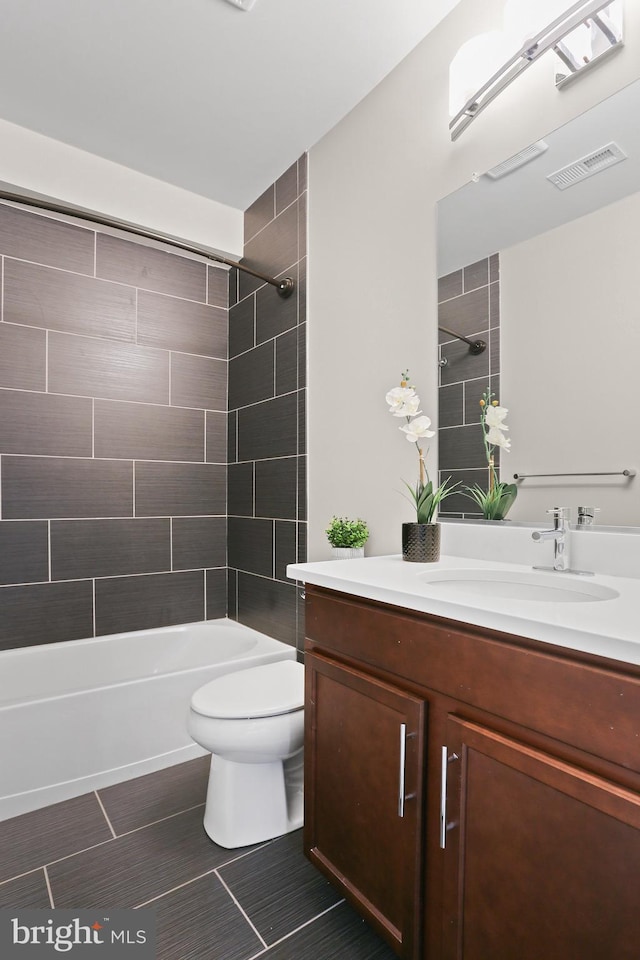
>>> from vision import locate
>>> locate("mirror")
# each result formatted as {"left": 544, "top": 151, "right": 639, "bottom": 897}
{"left": 437, "top": 78, "right": 640, "bottom": 527}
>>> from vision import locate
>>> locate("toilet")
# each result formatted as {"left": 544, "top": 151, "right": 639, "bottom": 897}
{"left": 188, "top": 659, "right": 305, "bottom": 849}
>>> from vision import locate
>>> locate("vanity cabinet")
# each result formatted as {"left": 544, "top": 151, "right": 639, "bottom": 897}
{"left": 304, "top": 651, "right": 426, "bottom": 957}
{"left": 303, "top": 585, "right": 640, "bottom": 960}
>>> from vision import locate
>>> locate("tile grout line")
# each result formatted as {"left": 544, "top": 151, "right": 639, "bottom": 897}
{"left": 214, "top": 870, "right": 269, "bottom": 950}
{"left": 246, "top": 899, "right": 346, "bottom": 960}
{"left": 43, "top": 865, "right": 55, "bottom": 909}
{"left": 94, "top": 790, "right": 117, "bottom": 839}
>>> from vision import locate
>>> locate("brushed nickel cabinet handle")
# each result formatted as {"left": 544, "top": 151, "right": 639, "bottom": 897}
{"left": 440, "top": 747, "right": 459, "bottom": 848}
{"left": 398, "top": 723, "right": 407, "bottom": 818}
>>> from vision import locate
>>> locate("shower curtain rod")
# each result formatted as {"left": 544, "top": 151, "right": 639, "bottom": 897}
{"left": 438, "top": 324, "right": 486, "bottom": 354}
{"left": 0, "top": 188, "right": 295, "bottom": 298}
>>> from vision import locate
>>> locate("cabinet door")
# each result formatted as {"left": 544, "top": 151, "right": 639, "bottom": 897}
{"left": 305, "top": 651, "right": 426, "bottom": 958}
{"left": 441, "top": 716, "right": 640, "bottom": 960}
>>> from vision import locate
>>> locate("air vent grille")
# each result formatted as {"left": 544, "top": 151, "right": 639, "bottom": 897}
{"left": 485, "top": 140, "right": 549, "bottom": 180}
{"left": 547, "top": 142, "right": 627, "bottom": 190}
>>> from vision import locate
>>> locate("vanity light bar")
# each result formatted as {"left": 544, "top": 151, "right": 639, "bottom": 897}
{"left": 450, "top": 0, "right": 622, "bottom": 142}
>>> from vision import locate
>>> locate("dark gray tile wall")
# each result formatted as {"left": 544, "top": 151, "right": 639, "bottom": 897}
{"left": 438, "top": 255, "right": 500, "bottom": 517}
{"left": 230, "top": 155, "right": 307, "bottom": 651}
{"left": 0, "top": 202, "right": 229, "bottom": 650}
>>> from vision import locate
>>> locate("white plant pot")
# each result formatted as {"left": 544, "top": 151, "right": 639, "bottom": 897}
{"left": 331, "top": 547, "right": 365, "bottom": 560}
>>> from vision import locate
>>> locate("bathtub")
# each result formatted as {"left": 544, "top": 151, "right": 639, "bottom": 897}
{"left": 0, "top": 619, "right": 297, "bottom": 822}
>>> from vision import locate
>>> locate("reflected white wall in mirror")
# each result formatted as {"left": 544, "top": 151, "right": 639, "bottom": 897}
{"left": 437, "top": 78, "right": 640, "bottom": 527}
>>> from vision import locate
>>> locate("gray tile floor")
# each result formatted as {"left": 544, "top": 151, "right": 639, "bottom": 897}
{"left": 0, "top": 757, "right": 396, "bottom": 959}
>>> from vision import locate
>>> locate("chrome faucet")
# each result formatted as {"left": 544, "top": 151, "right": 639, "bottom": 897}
{"left": 532, "top": 507, "right": 571, "bottom": 572}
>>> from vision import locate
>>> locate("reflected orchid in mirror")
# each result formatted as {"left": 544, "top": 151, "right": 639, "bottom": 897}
{"left": 385, "top": 370, "right": 457, "bottom": 524}
{"left": 463, "top": 387, "right": 517, "bottom": 520}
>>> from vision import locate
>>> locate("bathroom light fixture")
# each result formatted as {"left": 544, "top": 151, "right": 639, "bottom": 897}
{"left": 449, "top": 0, "right": 623, "bottom": 141}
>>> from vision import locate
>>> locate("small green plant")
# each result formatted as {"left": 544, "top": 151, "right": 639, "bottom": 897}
{"left": 325, "top": 517, "right": 369, "bottom": 549}
{"left": 463, "top": 387, "right": 518, "bottom": 520}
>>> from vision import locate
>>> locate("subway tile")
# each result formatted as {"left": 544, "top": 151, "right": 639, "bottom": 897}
{"left": 463, "top": 258, "right": 489, "bottom": 292}
{"left": 438, "top": 270, "right": 463, "bottom": 303}
{"left": 237, "top": 269, "right": 263, "bottom": 302}
{"left": 0, "top": 323, "right": 46, "bottom": 391}
{"left": 0, "top": 391, "right": 92, "bottom": 457}
{"left": 438, "top": 286, "right": 489, "bottom": 343}
{"left": 2, "top": 457, "right": 133, "bottom": 520}
{"left": 275, "top": 521, "right": 297, "bottom": 582}
{"left": 489, "top": 280, "right": 500, "bottom": 325}
{"left": 0, "top": 870, "right": 51, "bottom": 909}
{"left": 438, "top": 469, "right": 488, "bottom": 515}
{"left": 137, "top": 290, "right": 226, "bottom": 359}
{"left": 51, "top": 518, "right": 171, "bottom": 580}
{"left": 236, "top": 572, "right": 296, "bottom": 646}
{"left": 96, "top": 233, "right": 206, "bottom": 301}
{"left": 171, "top": 354, "right": 227, "bottom": 411}
{"left": 48, "top": 332, "right": 169, "bottom": 404}
{"left": 0, "top": 793, "right": 113, "bottom": 884}
{"left": 243, "top": 202, "right": 298, "bottom": 278}
{"left": 256, "top": 274, "right": 298, "bottom": 345}
{"left": 94, "top": 571, "right": 204, "bottom": 636}
{"left": 228, "top": 517, "right": 273, "bottom": 578}
{"left": 206, "top": 411, "right": 227, "bottom": 464}
{"left": 237, "top": 393, "right": 297, "bottom": 461}
{"left": 245, "top": 185, "right": 275, "bottom": 244}
{"left": 297, "top": 456, "right": 307, "bottom": 521}
{"left": 228, "top": 462, "right": 254, "bottom": 518}
{"left": 490, "top": 252, "right": 500, "bottom": 283}
{"left": 46, "top": 806, "right": 238, "bottom": 909}
{"left": 172, "top": 517, "right": 226, "bottom": 570}
{"left": 490, "top": 326, "right": 500, "bottom": 378}
{"left": 229, "top": 295, "right": 255, "bottom": 358}
{"left": 219, "top": 830, "right": 340, "bottom": 946}
{"left": 152, "top": 872, "right": 262, "bottom": 960}
{"left": 206, "top": 568, "right": 227, "bottom": 620}
{"left": 0, "top": 521, "right": 49, "bottom": 585}
{"left": 298, "top": 153, "right": 307, "bottom": 193}
{"left": 464, "top": 378, "right": 491, "bottom": 425}
{"left": 297, "top": 388, "right": 306, "bottom": 452}
{"left": 255, "top": 457, "right": 297, "bottom": 519}
{"left": 439, "top": 335, "right": 490, "bottom": 387}
{"left": 275, "top": 161, "right": 298, "bottom": 216}
{"left": 0, "top": 204, "right": 94, "bottom": 274}
{"left": 97, "top": 757, "right": 210, "bottom": 836}
{"left": 0, "top": 580, "right": 94, "bottom": 651}
{"left": 3, "top": 259, "right": 136, "bottom": 341}
{"left": 135, "top": 462, "right": 225, "bottom": 518}
{"left": 227, "top": 567, "right": 237, "bottom": 620}
{"left": 228, "top": 342, "right": 274, "bottom": 410}
{"left": 298, "top": 195, "right": 307, "bottom": 260}
{"left": 227, "top": 410, "right": 238, "bottom": 464}
{"left": 228, "top": 267, "right": 239, "bottom": 308}
{"left": 439, "top": 383, "right": 464, "bottom": 428}
{"left": 95, "top": 399, "right": 205, "bottom": 462}
{"left": 439, "top": 424, "right": 488, "bottom": 471}
{"left": 207, "top": 265, "right": 229, "bottom": 308}
{"left": 298, "top": 257, "right": 307, "bottom": 327}
{"left": 297, "top": 321, "right": 306, "bottom": 389}
{"left": 297, "top": 521, "right": 307, "bottom": 563}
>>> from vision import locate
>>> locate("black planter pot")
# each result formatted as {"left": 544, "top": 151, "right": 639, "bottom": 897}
{"left": 402, "top": 522, "right": 441, "bottom": 563}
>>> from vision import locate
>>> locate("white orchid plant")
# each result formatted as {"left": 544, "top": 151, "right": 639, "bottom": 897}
{"left": 464, "top": 387, "right": 518, "bottom": 520}
{"left": 386, "top": 370, "right": 458, "bottom": 524}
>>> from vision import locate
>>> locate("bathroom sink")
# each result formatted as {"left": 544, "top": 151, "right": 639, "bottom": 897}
{"left": 418, "top": 569, "right": 619, "bottom": 603}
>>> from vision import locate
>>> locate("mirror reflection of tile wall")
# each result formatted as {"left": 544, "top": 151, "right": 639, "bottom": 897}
{"left": 438, "top": 254, "right": 501, "bottom": 517}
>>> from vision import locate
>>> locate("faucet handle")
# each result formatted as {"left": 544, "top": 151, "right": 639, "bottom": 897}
{"left": 547, "top": 506, "right": 570, "bottom": 520}
{"left": 577, "top": 506, "right": 600, "bottom": 526}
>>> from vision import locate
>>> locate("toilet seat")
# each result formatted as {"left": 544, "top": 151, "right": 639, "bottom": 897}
{"left": 190, "top": 659, "right": 304, "bottom": 720}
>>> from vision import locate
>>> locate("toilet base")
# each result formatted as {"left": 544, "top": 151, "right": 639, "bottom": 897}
{"left": 202, "top": 750, "right": 304, "bottom": 849}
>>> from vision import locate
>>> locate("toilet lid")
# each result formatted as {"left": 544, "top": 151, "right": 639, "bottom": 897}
{"left": 190, "top": 659, "right": 305, "bottom": 719}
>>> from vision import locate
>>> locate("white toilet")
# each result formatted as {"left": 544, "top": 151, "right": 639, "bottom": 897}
{"left": 188, "top": 659, "right": 305, "bottom": 848}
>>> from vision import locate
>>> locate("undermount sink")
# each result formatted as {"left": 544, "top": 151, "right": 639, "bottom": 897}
{"left": 418, "top": 569, "right": 619, "bottom": 603}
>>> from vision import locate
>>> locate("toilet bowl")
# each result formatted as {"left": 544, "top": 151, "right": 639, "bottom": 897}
{"left": 188, "top": 659, "right": 305, "bottom": 848}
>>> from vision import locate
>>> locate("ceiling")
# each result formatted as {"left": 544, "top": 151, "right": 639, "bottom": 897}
{"left": 0, "top": 0, "right": 462, "bottom": 211}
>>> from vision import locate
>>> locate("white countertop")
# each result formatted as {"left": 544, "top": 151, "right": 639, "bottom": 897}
{"left": 287, "top": 553, "right": 640, "bottom": 668}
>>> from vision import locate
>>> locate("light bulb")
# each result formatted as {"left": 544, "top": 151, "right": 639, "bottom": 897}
{"left": 449, "top": 31, "right": 510, "bottom": 117}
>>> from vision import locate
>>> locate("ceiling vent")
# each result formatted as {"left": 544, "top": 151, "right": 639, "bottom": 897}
{"left": 547, "top": 142, "right": 627, "bottom": 190}
{"left": 485, "top": 140, "right": 549, "bottom": 180}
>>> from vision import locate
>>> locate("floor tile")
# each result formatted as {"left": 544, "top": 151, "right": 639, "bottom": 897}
{"left": 0, "top": 869, "right": 51, "bottom": 908}
{"left": 0, "top": 793, "right": 113, "bottom": 884}
{"left": 261, "top": 901, "right": 397, "bottom": 960}
{"left": 151, "top": 871, "right": 264, "bottom": 960}
{"left": 98, "top": 756, "right": 210, "bottom": 835}
{"left": 47, "top": 805, "right": 253, "bottom": 909}
{"left": 218, "top": 830, "right": 341, "bottom": 946}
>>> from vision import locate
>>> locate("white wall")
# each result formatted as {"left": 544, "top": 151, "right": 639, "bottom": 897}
{"left": 0, "top": 117, "right": 243, "bottom": 256}
{"left": 307, "top": 0, "right": 640, "bottom": 559}
{"left": 502, "top": 190, "right": 640, "bottom": 527}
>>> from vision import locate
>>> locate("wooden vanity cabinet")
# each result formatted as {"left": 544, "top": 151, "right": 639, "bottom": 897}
{"left": 303, "top": 585, "right": 640, "bottom": 960}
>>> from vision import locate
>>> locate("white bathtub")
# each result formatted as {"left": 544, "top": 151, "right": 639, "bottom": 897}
{"left": 0, "top": 619, "right": 297, "bottom": 822}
